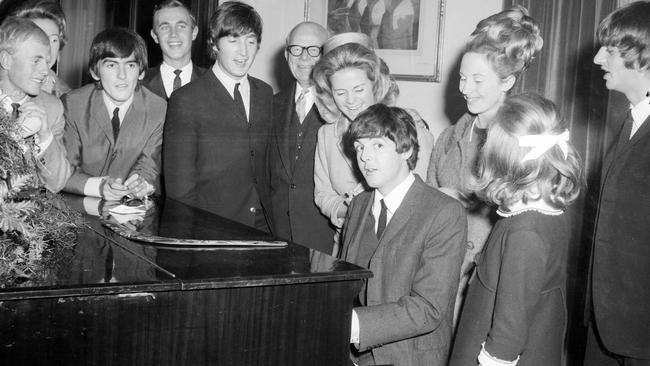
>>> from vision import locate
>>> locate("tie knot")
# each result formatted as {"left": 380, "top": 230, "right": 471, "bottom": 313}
{"left": 113, "top": 107, "right": 120, "bottom": 117}
{"left": 10, "top": 102, "right": 20, "bottom": 117}
{"left": 235, "top": 82, "right": 241, "bottom": 92}
{"left": 297, "top": 88, "right": 309, "bottom": 101}
{"left": 380, "top": 198, "right": 387, "bottom": 210}
{"left": 174, "top": 69, "right": 182, "bottom": 76}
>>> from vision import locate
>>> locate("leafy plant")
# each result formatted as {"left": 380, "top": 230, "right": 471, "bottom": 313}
{"left": 0, "top": 106, "right": 82, "bottom": 287}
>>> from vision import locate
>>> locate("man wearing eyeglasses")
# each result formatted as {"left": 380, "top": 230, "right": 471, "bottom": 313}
{"left": 267, "top": 22, "right": 335, "bottom": 253}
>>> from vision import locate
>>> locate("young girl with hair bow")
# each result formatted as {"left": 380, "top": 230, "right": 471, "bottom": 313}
{"left": 449, "top": 93, "right": 584, "bottom": 366}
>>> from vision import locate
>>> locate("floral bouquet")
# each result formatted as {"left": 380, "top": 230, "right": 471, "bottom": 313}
{"left": 0, "top": 106, "right": 82, "bottom": 287}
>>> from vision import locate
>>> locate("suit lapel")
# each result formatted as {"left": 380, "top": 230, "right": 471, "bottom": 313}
{"left": 149, "top": 67, "right": 166, "bottom": 98}
{"left": 603, "top": 114, "right": 650, "bottom": 184}
{"left": 619, "top": 114, "right": 650, "bottom": 155}
{"left": 190, "top": 64, "right": 202, "bottom": 81}
{"left": 90, "top": 89, "right": 114, "bottom": 144}
{"left": 207, "top": 72, "right": 246, "bottom": 123}
{"left": 115, "top": 89, "right": 146, "bottom": 147}
{"left": 343, "top": 193, "right": 374, "bottom": 262}
{"left": 247, "top": 76, "right": 261, "bottom": 125}
{"left": 377, "top": 178, "right": 420, "bottom": 248}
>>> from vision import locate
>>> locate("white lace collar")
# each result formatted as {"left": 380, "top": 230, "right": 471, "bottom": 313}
{"left": 497, "top": 199, "right": 564, "bottom": 217}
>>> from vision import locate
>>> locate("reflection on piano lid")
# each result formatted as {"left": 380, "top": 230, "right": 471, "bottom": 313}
{"left": 103, "top": 221, "right": 288, "bottom": 249}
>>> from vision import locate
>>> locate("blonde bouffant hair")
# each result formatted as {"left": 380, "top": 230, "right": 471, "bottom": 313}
{"left": 474, "top": 93, "right": 584, "bottom": 210}
{"left": 466, "top": 5, "right": 544, "bottom": 81}
{"left": 312, "top": 42, "right": 398, "bottom": 122}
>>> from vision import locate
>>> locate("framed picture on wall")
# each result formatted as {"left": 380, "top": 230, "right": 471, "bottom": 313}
{"left": 308, "top": 0, "right": 445, "bottom": 82}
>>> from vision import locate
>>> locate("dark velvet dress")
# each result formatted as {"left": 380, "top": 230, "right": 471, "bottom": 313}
{"left": 449, "top": 210, "right": 570, "bottom": 366}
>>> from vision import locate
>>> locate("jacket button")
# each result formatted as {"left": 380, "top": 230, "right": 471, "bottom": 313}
{"left": 249, "top": 207, "right": 256, "bottom": 213}
{"left": 290, "top": 184, "right": 296, "bottom": 189}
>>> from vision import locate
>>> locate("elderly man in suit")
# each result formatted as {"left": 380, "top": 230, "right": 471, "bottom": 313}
{"left": 267, "top": 22, "right": 335, "bottom": 253}
{"left": 143, "top": 0, "right": 206, "bottom": 100}
{"left": 62, "top": 28, "right": 166, "bottom": 205}
{"left": 341, "top": 104, "right": 465, "bottom": 366}
{"left": 585, "top": 2, "right": 650, "bottom": 365}
{"left": 0, "top": 17, "right": 70, "bottom": 192}
{"left": 164, "top": 1, "right": 273, "bottom": 231}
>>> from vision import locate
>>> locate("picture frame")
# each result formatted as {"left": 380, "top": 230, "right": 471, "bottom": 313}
{"left": 307, "top": 0, "right": 445, "bottom": 82}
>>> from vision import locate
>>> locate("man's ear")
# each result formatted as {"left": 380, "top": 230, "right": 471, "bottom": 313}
{"left": 0, "top": 50, "right": 12, "bottom": 70}
{"left": 192, "top": 26, "right": 198, "bottom": 41}
{"left": 138, "top": 70, "right": 145, "bottom": 81}
{"left": 89, "top": 68, "right": 100, "bottom": 81}
{"left": 400, "top": 147, "right": 413, "bottom": 161}
{"left": 150, "top": 29, "right": 159, "bottom": 44}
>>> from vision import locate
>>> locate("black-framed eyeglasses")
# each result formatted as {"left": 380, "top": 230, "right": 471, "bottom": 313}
{"left": 286, "top": 45, "right": 322, "bottom": 57}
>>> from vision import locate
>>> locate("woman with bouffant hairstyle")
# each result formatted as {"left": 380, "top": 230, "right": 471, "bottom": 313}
{"left": 450, "top": 93, "right": 583, "bottom": 366}
{"left": 426, "top": 6, "right": 543, "bottom": 325}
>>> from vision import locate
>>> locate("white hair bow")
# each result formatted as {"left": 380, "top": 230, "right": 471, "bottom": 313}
{"left": 518, "top": 129, "right": 570, "bottom": 162}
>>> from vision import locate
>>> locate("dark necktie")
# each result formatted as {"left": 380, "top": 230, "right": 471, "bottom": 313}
{"left": 173, "top": 69, "right": 182, "bottom": 91}
{"left": 111, "top": 107, "right": 120, "bottom": 141}
{"left": 11, "top": 102, "right": 20, "bottom": 119}
{"left": 376, "top": 199, "right": 387, "bottom": 239}
{"left": 234, "top": 82, "right": 247, "bottom": 121}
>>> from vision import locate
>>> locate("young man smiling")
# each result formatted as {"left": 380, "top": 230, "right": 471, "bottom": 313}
{"left": 163, "top": 1, "right": 273, "bottom": 231}
{"left": 341, "top": 104, "right": 466, "bottom": 366}
{"left": 144, "top": 0, "right": 206, "bottom": 100}
{"left": 62, "top": 28, "right": 166, "bottom": 205}
{"left": 0, "top": 17, "right": 70, "bottom": 192}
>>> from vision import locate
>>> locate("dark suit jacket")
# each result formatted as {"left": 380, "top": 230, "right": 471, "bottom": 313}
{"left": 163, "top": 69, "right": 273, "bottom": 228}
{"left": 143, "top": 63, "right": 206, "bottom": 100}
{"left": 62, "top": 84, "right": 167, "bottom": 194}
{"left": 590, "top": 114, "right": 650, "bottom": 359}
{"left": 267, "top": 85, "right": 335, "bottom": 253}
{"left": 341, "top": 176, "right": 466, "bottom": 366}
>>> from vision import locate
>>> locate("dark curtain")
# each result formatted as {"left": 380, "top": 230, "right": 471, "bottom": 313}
{"left": 503, "top": 1, "right": 619, "bottom": 365}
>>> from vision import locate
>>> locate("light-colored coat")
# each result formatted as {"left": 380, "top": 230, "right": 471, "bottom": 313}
{"left": 31, "top": 92, "right": 71, "bottom": 193}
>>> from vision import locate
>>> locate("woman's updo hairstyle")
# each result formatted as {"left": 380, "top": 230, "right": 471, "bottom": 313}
{"left": 312, "top": 33, "right": 398, "bottom": 122}
{"left": 466, "top": 6, "right": 543, "bottom": 80}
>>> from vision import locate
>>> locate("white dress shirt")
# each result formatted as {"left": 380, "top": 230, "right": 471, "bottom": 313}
{"left": 212, "top": 62, "right": 250, "bottom": 121}
{"left": 629, "top": 95, "right": 650, "bottom": 138}
{"left": 159, "top": 61, "right": 194, "bottom": 97}
{"left": 294, "top": 84, "right": 314, "bottom": 123}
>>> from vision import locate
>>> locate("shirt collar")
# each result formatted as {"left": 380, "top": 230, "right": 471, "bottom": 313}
{"left": 294, "top": 84, "right": 314, "bottom": 101}
{"left": 101, "top": 91, "right": 134, "bottom": 121}
{"left": 373, "top": 172, "right": 415, "bottom": 217}
{"left": 0, "top": 88, "right": 29, "bottom": 113}
{"left": 160, "top": 61, "right": 193, "bottom": 77}
{"left": 212, "top": 61, "right": 249, "bottom": 95}
{"left": 630, "top": 95, "right": 650, "bottom": 128}
{"left": 497, "top": 199, "right": 563, "bottom": 217}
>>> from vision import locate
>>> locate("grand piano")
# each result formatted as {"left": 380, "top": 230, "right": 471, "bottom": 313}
{"left": 0, "top": 196, "right": 371, "bottom": 365}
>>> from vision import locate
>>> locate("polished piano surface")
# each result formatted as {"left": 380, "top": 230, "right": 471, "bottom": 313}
{"left": 0, "top": 195, "right": 371, "bottom": 366}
